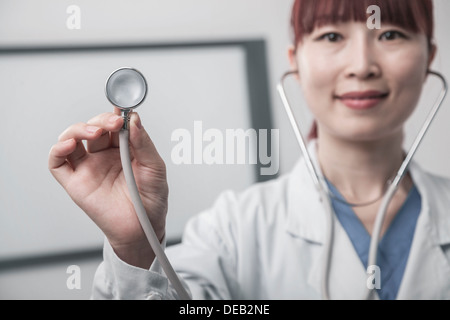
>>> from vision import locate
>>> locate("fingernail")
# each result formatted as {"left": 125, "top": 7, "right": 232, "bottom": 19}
{"left": 86, "top": 125, "right": 100, "bottom": 134}
{"left": 63, "top": 138, "right": 74, "bottom": 145}
{"left": 109, "top": 115, "right": 121, "bottom": 123}
{"left": 133, "top": 113, "right": 142, "bottom": 130}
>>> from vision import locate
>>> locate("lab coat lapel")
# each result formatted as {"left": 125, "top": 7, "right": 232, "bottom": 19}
{"left": 286, "top": 141, "right": 371, "bottom": 299}
{"left": 285, "top": 140, "right": 328, "bottom": 244}
{"left": 396, "top": 162, "right": 450, "bottom": 299}
{"left": 305, "top": 217, "right": 376, "bottom": 299}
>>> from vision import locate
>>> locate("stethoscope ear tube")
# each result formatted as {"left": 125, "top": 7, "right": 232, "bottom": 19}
{"left": 277, "top": 70, "right": 448, "bottom": 300}
{"left": 276, "top": 71, "right": 323, "bottom": 192}
{"left": 277, "top": 70, "right": 334, "bottom": 300}
{"left": 365, "top": 70, "right": 448, "bottom": 300}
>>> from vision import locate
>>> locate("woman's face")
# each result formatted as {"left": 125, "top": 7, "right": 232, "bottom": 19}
{"left": 289, "top": 21, "right": 435, "bottom": 142}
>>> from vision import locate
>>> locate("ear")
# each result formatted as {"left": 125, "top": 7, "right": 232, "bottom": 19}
{"left": 427, "top": 43, "right": 437, "bottom": 73}
{"left": 287, "top": 45, "right": 300, "bottom": 82}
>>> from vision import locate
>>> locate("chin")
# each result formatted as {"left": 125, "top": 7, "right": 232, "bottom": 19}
{"left": 331, "top": 124, "right": 401, "bottom": 143}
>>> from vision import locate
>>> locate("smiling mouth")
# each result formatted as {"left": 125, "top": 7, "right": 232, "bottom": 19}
{"left": 335, "top": 91, "right": 389, "bottom": 110}
{"left": 341, "top": 94, "right": 389, "bottom": 100}
{"left": 336, "top": 91, "right": 389, "bottom": 100}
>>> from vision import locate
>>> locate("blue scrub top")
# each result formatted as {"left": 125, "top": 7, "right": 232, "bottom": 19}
{"left": 325, "top": 179, "right": 422, "bottom": 300}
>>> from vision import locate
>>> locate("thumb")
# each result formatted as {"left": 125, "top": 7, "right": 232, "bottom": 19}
{"left": 129, "top": 112, "right": 165, "bottom": 169}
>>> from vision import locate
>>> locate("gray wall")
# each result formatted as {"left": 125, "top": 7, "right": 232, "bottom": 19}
{"left": 0, "top": 0, "right": 449, "bottom": 300}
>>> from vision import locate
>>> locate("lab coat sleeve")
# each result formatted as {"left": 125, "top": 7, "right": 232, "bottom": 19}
{"left": 91, "top": 237, "right": 186, "bottom": 300}
{"left": 91, "top": 189, "right": 240, "bottom": 300}
{"left": 165, "top": 189, "right": 240, "bottom": 299}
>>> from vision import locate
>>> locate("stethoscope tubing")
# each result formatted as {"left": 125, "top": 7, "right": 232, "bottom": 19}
{"left": 119, "top": 126, "right": 191, "bottom": 300}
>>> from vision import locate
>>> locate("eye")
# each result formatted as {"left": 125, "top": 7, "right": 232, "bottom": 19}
{"left": 379, "top": 30, "right": 407, "bottom": 41}
{"left": 316, "top": 32, "right": 343, "bottom": 42}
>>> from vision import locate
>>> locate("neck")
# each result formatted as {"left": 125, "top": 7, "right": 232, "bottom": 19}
{"left": 316, "top": 131, "right": 406, "bottom": 203}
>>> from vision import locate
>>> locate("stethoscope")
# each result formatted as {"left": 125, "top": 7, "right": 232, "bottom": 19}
{"left": 105, "top": 67, "right": 191, "bottom": 300}
{"left": 277, "top": 69, "right": 448, "bottom": 300}
{"left": 104, "top": 66, "right": 447, "bottom": 300}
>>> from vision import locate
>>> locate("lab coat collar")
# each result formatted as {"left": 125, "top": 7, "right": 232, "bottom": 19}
{"left": 285, "top": 140, "right": 371, "bottom": 298}
{"left": 285, "top": 140, "right": 327, "bottom": 243}
{"left": 408, "top": 160, "right": 450, "bottom": 246}
{"left": 397, "top": 160, "right": 450, "bottom": 299}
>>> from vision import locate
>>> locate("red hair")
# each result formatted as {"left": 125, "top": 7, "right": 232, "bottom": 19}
{"left": 290, "top": 0, "right": 435, "bottom": 140}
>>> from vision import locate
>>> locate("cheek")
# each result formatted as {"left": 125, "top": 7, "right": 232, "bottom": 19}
{"left": 387, "top": 49, "right": 428, "bottom": 116}
{"left": 296, "top": 52, "right": 336, "bottom": 114}
{"left": 297, "top": 51, "right": 335, "bottom": 87}
{"left": 392, "top": 56, "right": 427, "bottom": 89}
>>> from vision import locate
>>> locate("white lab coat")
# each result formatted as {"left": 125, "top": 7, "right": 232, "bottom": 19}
{"left": 92, "top": 141, "right": 450, "bottom": 300}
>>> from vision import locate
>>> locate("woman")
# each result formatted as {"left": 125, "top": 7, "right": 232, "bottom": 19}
{"left": 48, "top": 0, "right": 450, "bottom": 299}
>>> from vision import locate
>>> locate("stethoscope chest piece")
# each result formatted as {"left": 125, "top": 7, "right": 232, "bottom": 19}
{"left": 105, "top": 67, "right": 148, "bottom": 129}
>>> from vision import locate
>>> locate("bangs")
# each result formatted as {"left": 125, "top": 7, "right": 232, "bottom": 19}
{"left": 291, "top": 0, "right": 433, "bottom": 44}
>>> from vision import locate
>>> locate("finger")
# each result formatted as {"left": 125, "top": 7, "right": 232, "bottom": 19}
{"left": 129, "top": 112, "right": 165, "bottom": 169}
{"left": 86, "top": 131, "right": 111, "bottom": 153}
{"left": 111, "top": 107, "right": 122, "bottom": 148}
{"left": 86, "top": 113, "right": 123, "bottom": 152}
{"left": 86, "top": 112, "right": 124, "bottom": 130}
{"left": 58, "top": 122, "right": 104, "bottom": 143}
{"left": 48, "top": 138, "right": 77, "bottom": 186}
{"left": 67, "top": 140, "right": 88, "bottom": 168}
{"left": 58, "top": 122, "right": 103, "bottom": 167}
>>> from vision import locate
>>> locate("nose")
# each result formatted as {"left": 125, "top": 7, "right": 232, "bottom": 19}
{"left": 344, "top": 35, "right": 381, "bottom": 80}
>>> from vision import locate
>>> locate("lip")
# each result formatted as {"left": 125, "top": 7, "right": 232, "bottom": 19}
{"left": 335, "top": 90, "right": 389, "bottom": 110}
